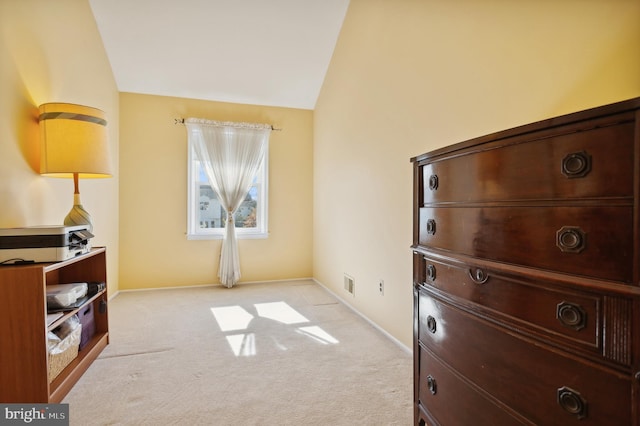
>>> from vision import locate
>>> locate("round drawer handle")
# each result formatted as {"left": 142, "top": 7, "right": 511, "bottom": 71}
{"left": 556, "top": 301, "right": 587, "bottom": 331}
{"left": 468, "top": 268, "right": 489, "bottom": 284}
{"left": 427, "top": 375, "right": 437, "bottom": 395}
{"left": 561, "top": 151, "right": 591, "bottom": 178}
{"left": 426, "top": 264, "right": 437, "bottom": 282}
{"left": 557, "top": 386, "right": 587, "bottom": 419}
{"left": 556, "top": 226, "right": 587, "bottom": 253}
{"left": 426, "top": 315, "right": 437, "bottom": 334}
{"left": 428, "top": 174, "right": 439, "bottom": 191}
{"left": 426, "top": 219, "right": 436, "bottom": 235}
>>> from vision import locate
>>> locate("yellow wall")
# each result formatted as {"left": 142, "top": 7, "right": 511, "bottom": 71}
{"left": 314, "top": 0, "right": 640, "bottom": 348}
{"left": 0, "top": 0, "right": 119, "bottom": 295}
{"left": 118, "top": 93, "right": 313, "bottom": 289}
{"left": 3, "top": 0, "right": 639, "bottom": 350}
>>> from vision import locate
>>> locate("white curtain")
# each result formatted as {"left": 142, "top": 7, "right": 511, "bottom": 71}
{"left": 185, "top": 118, "right": 271, "bottom": 288}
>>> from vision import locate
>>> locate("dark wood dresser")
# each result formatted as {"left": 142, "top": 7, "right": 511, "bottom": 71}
{"left": 411, "top": 97, "right": 640, "bottom": 425}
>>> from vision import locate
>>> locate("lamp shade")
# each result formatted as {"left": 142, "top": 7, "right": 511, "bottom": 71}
{"left": 39, "top": 103, "right": 112, "bottom": 178}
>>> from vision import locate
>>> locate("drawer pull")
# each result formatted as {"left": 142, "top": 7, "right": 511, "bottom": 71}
{"left": 561, "top": 150, "right": 591, "bottom": 178}
{"left": 557, "top": 386, "right": 587, "bottom": 419}
{"left": 556, "top": 302, "right": 587, "bottom": 331}
{"left": 468, "top": 268, "right": 489, "bottom": 284}
{"left": 426, "top": 219, "right": 436, "bottom": 235}
{"left": 426, "top": 264, "right": 437, "bottom": 282}
{"left": 556, "top": 226, "right": 586, "bottom": 253}
{"left": 427, "top": 375, "right": 437, "bottom": 395}
{"left": 426, "top": 315, "right": 437, "bottom": 334}
{"left": 428, "top": 174, "right": 439, "bottom": 190}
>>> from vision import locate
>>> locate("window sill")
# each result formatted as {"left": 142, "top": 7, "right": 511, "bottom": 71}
{"left": 187, "top": 232, "right": 269, "bottom": 240}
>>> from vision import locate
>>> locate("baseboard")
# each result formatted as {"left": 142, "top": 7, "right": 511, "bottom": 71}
{"left": 116, "top": 283, "right": 217, "bottom": 294}
{"left": 114, "top": 277, "right": 314, "bottom": 295}
{"left": 234, "top": 277, "right": 315, "bottom": 286}
{"left": 312, "top": 278, "right": 412, "bottom": 355}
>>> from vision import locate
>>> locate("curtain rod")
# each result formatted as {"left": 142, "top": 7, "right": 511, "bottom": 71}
{"left": 174, "top": 118, "right": 282, "bottom": 131}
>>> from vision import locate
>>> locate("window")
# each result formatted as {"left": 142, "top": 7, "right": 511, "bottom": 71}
{"left": 187, "top": 142, "right": 268, "bottom": 239}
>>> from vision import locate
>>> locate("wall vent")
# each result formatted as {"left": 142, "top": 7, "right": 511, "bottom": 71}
{"left": 344, "top": 274, "right": 355, "bottom": 295}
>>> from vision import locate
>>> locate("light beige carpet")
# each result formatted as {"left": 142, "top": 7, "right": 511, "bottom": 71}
{"left": 64, "top": 280, "right": 413, "bottom": 425}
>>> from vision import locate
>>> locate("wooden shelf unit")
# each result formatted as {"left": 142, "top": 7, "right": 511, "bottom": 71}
{"left": 0, "top": 247, "right": 109, "bottom": 403}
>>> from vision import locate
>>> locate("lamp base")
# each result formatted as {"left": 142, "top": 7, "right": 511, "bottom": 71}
{"left": 64, "top": 194, "right": 93, "bottom": 232}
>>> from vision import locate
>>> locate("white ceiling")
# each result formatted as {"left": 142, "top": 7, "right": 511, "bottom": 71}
{"left": 89, "top": 0, "right": 350, "bottom": 110}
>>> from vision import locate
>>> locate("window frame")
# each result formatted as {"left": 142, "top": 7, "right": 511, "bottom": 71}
{"left": 186, "top": 141, "right": 269, "bottom": 240}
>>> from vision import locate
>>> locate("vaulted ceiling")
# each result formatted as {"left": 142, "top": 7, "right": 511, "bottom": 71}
{"left": 89, "top": 0, "right": 350, "bottom": 110}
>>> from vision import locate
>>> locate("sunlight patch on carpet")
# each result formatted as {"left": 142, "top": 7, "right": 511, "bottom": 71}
{"left": 254, "top": 301, "right": 309, "bottom": 324}
{"left": 226, "top": 333, "right": 256, "bottom": 356}
{"left": 211, "top": 301, "right": 339, "bottom": 356}
{"left": 210, "top": 306, "right": 254, "bottom": 331}
{"left": 297, "top": 326, "right": 339, "bottom": 344}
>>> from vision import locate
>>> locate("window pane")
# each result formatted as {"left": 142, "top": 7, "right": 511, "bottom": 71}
{"left": 187, "top": 140, "right": 268, "bottom": 240}
{"left": 196, "top": 162, "right": 258, "bottom": 229}
{"left": 198, "top": 183, "right": 223, "bottom": 229}
{"left": 231, "top": 186, "right": 258, "bottom": 229}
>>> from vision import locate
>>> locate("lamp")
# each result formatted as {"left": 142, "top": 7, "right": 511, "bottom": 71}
{"left": 39, "top": 103, "right": 112, "bottom": 232}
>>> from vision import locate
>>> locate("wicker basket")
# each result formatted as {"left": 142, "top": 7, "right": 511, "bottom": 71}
{"left": 48, "top": 324, "right": 82, "bottom": 383}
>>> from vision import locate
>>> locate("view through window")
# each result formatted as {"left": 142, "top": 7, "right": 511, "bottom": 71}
{"left": 187, "top": 146, "right": 268, "bottom": 239}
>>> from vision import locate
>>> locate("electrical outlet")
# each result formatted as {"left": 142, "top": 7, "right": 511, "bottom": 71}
{"left": 379, "top": 279, "right": 384, "bottom": 295}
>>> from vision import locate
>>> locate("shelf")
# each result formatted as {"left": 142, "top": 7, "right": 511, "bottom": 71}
{"left": 49, "top": 332, "right": 109, "bottom": 403}
{"left": 47, "top": 290, "right": 106, "bottom": 331}
{"left": 43, "top": 247, "right": 106, "bottom": 273}
{"left": 0, "top": 247, "right": 109, "bottom": 403}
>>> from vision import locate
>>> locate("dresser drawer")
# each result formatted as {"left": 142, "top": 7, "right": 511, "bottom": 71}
{"left": 417, "top": 288, "right": 632, "bottom": 425}
{"left": 417, "top": 346, "right": 529, "bottom": 426}
{"left": 418, "top": 205, "right": 633, "bottom": 282}
{"left": 421, "top": 122, "right": 634, "bottom": 204}
{"left": 419, "top": 254, "right": 602, "bottom": 353}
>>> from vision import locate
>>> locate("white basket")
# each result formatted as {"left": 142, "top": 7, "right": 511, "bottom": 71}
{"left": 48, "top": 323, "right": 82, "bottom": 383}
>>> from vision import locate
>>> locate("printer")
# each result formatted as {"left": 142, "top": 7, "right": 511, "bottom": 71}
{"left": 0, "top": 225, "right": 93, "bottom": 264}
